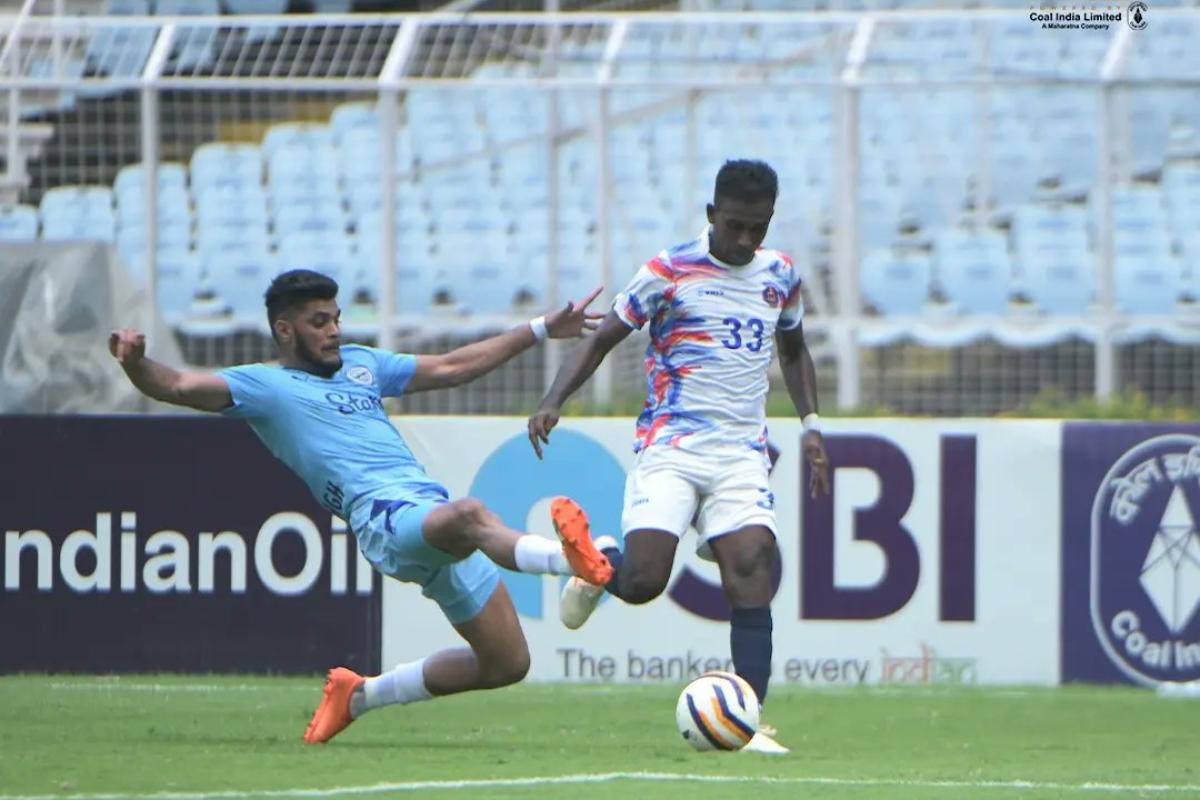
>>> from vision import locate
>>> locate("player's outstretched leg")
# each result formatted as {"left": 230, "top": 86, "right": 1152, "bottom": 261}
{"left": 422, "top": 496, "right": 610, "bottom": 584}
{"left": 303, "top": 667, "right": 365, "bottom": 744}
{"left": 550, "top": 497, "right": 613, "bottom": 585}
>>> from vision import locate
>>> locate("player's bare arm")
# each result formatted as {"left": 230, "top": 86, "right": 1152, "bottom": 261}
{"left": 407, "top": 287, "right": 604, "bottom": 393}
{"left": 109, "top": 328, "right": 233, "bottom": 413}
{"left": 775, "top": 323, "right": 830, "bottom": 498}
{"left": 527, "top": 311, "right": 634, "bottom": 459}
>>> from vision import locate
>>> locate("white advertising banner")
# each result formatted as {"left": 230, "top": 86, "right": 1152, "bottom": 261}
{"left": 382, "top": 418, "right": 1062, "bottom": 686}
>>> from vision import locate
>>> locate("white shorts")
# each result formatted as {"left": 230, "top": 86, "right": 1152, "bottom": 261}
{"left": 621, "top": 445, "right": 777, "bottom": 562}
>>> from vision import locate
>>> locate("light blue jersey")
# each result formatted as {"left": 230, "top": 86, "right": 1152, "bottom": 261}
{"left": 219, "top": 344, "right": 498, "bottom": 623}
{"left": 219, "top": 344, "right": 446, "bottom": 530}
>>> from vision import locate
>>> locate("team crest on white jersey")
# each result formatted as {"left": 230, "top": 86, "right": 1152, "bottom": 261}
{"left": 346, "top": 365, "right": 374, "bottom": 386}
{"left": 762, "top": 285, "right": 782, "bottom": 307}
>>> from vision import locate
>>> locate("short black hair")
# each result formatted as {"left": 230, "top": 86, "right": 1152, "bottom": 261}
{"left": 714, "top": 159, "right": 778, "bottom": 206}
{"left": 265, "top": 269, "right": 339, "bottom": 331}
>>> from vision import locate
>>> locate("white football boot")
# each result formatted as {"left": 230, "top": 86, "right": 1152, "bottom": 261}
{"left": 742, "top": 718, "right": 789, "bottom": 754}
{"left": 559, "top": 536, "right": 617, "bottom": 629}
{"left": 742, "top": 730, "right": 790, "bottom": 754}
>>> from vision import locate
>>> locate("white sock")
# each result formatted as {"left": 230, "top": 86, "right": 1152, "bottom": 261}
{"left": 350, "top": 658, "right": 432, "bottom": 719}
{"left": 513, "top": 535, "right": 571, "bottom": 575}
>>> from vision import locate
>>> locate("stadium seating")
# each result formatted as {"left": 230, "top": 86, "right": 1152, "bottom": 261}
{"left": 1113, "top": 236, "right": 1185, "bottom": 314}
{"left": 23, "top": 11, "right": 1200, "bottom": 327}
{"left": 156, "top": 247, "right": 203, "bottom": 323}
{"left": 860, "top": 248, "right": 933, "bottom": 316}
{"left": 1018, "top": 243, "right": 1095, "bottom": 315}
{"left": 0, "top": 205, "right": 40, "bottom": 242}
{"left": 934, "top": 229, "right": 1014, "bottom": 315}
{"left": 40, "top": 187, "right": 116, "bottom": 244}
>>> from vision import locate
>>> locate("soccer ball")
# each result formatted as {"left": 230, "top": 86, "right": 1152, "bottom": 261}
{"left": 675, "top": 671, "right": 760, "bottom": 751}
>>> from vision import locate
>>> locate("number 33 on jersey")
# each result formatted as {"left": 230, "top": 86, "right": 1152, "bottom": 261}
{"left": 612, "top": 229, "right": 803, "bottom": 454}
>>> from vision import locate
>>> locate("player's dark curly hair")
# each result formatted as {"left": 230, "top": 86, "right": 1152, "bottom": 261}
{"left": 714, "top": 159, "right": 778, "bottom": 206}
{"left": 265, "top": 269, "right": 339, "bottom": 334}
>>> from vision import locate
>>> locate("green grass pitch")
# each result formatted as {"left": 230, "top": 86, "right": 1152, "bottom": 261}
{"left": 1, "top": 676, "right": 1198, "bottom": 800}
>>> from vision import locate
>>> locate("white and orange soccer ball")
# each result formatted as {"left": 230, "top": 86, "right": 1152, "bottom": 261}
{"left": 675, "top": 671, "right": 760, "bottom": 751}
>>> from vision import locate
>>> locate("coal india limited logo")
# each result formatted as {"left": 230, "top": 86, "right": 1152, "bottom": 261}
{"left": 1128, "top": 0, "right": 1148, "bottom": 28}
{"left": 1090, "top": 435, "right": 1200, "bottom": 685}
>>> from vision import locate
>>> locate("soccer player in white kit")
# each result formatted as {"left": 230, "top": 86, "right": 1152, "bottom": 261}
{"left": 527, "top": 160, "right": 830, "bottom": 753}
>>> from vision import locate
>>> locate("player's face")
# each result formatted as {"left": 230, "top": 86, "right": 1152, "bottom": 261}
{"left": 283, "top": 299, "right": 343, "bottom": 377}
{"left": 706, "top": 197, "right": 774, "bottom": 266}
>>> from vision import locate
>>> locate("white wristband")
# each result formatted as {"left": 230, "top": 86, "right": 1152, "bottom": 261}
{"left": 802, "top": 413, "right": 822, "bottom": 433}
{"left": 529, "top": 315, "right": 549, "bottom": 342}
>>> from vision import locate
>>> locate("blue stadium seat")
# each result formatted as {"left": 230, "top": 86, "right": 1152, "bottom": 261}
{"left": 1114, "top": 248, "right": 1184, "bottom": 314}
{"left": 1019, "top": 244, "right": 1095, "bottom": 315}
{"left": 155, "top": 248, "right": 203, "bottom": 324}
{"left": 989, "top": 147, "right": 1041, "bottom": 208}
{"left": 117, "top": 213, "right": 193, "bottom": 254}
{"left": 859, "top": 191, "right": 904, "bottom": 247}
{"left": 860, "top": 249, "right": 933, "bottom": 316}
{"left": 154, "top": 0, "right": 219, "bottom": 12}
{"left": 195, "top": 190, "right": 269, "bottom": 246}
{"left": 40, "top": 187, "right": 116, "bottom": 243}
{"left": 191, "top": 143, "right": 263, "bottom": 194}
{"left": 262, "top": 123, "right": 336, "bottom": 158}
{"left": 1164, "top": 164, "right": 1200, "bottom": 243}
{"left": 114, "top": 162, "right": 188, "bottom": 197}
{"left": 331, "top": 103, "right": 379, "bottom": 136}
{"left": 204, "top": 246, "right": 277, "bottom": 323}
{"left": 934, "top": 229, "right": 1014, "bottom": 315}
{"left": 1012, "top": 203, "right": 1090, "bottom": 255}
{"left": 0, "top": 204, "right": 39, "bottom": 241}
{"left": 223, "top": 0, "right": 286, "bottom": 11}
{"left": 277, "top": 240, "right": 353, "bottom": 287}
{"left": 392, "top": 249, "right": 444, "bottom": 315}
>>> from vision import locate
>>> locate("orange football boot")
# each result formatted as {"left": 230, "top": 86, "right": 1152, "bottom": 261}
{"left": 303, "top": 667, "right": 364, "bottom": 744}
{"left": 549, "top": 496, "right": 613, "bottom": 586}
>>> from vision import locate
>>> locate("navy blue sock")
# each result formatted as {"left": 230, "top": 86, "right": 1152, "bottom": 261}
{"left": 730, "top": 607, "right": 773, "bottom": 705}
{"left": 601, "top": 543, "right": 624, "bottom": 599}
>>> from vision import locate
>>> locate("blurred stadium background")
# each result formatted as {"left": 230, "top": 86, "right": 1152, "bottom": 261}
{"left": 3, "top": 0, "right": 1198, "bottom": 416}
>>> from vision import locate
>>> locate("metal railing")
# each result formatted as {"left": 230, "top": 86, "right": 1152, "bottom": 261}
{"left": 2, "top": 9, "right": 1199, "bottom": 414}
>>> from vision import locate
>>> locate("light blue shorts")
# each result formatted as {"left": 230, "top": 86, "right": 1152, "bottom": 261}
{"left": 355, "top": 496, "right": 500, "bottom": 625}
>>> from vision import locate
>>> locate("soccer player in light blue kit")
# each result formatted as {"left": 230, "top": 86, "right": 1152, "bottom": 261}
{"left": 109, "top": 269, "right": 613, "bottom": 744}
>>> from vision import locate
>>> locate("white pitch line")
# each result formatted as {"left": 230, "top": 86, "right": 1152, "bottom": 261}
{"left": 42, "top": 683, "right": 312, "bottom": 693}
{"left": 3, "top": 771, "right": 1200, "bottom": 800}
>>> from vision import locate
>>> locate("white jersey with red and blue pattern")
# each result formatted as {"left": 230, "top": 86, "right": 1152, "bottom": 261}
{"left": 612, "top": 228, "right": 803, "bottom": 455}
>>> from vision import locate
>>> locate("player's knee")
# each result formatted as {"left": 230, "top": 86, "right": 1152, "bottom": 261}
{"left": 481, "top": 646, "right": 530, "bottom": 688}
{"left": 728, "top": 537, "right": 776, "bottom": 582}
{"left": 721, "top": 538, "right": 777, "bottom": 604}
{"left": 445, "top": 497, "right": 494, "bottom": 538}
{"left": 621, "top": 568, "right": 670, "bottom": 604}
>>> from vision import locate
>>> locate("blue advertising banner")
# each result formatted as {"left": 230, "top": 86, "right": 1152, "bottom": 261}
{"left": 1061, "top": 423, "right": 1200, "bottom": 686}
{"left": 0, "top": 416, "right": 380, "bottom": 674}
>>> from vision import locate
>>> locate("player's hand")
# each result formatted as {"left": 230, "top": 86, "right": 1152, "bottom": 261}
{"left": 803, "top": 430, "right": 830, "bottom": 498}
{"left": 527, "top": 406, "right": 561, "bottom": 460}
{"left": 543, "top": 286, "right": 604, "bottom": 339}
{"left": 109, "top": 328, "right": 146, "bottom": 367}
